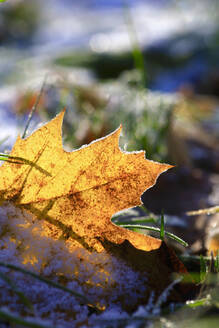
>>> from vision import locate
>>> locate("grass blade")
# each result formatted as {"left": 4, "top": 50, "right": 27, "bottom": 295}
{"left": 22, "top": 75, "right": 48, "bottom": 139}
{"left": 113, "top": 216, "right": 157, "bottom": 225}
{"left": 160, "top": 212, "right": 165, "bottom": 241}
{"left": 186, "top": 297, "right": 210, "bottom": 308}
{"left": 0, "top": 309, "right": 55, "bottom": 328}
{"left": 187, "top": 206, "right": 219, "bottom": 216}
{"left": 120, "top": 224, "right": 188, "bottom": 247}
{"left": 123, "top": 0, "right": 146, "bottom": 86}
{"left": 0, "top": 153, "right": 9, "bottom": 162}
{"left": 214, "top": 251, "right": 219, "bottom": 272}
{"left": 200, "top": 255, "right": 207, "bottom": 282}
{"left": 0, "top": 262, "right": 98, "bottom": 311}
{"left": 0, "top": 272, "right": 34, "bottom": 313}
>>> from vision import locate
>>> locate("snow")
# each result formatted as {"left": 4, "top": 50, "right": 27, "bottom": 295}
{"left": 0, "top": 201, "right": 180, "bottom": 327}
{"left": 0, "top": 201, "right": 150, "bottom": 327}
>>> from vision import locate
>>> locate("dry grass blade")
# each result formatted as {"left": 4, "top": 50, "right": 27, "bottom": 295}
{"left": 187, "top": 206, "right": 219, "bottom": 216}
{"left": 22, "top": 75, "right": 48, "bottom": 139}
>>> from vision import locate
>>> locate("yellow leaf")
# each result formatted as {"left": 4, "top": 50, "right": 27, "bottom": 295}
{"left": 0, "top": 110, "right": 189, "bottom": 310}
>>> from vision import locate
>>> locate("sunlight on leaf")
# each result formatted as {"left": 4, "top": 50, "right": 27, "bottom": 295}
{"left": 0, "top": 111, "right": 189, "bottom": 310}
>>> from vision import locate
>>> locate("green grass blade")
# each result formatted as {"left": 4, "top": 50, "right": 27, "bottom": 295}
{"left": 186, "top": 297, "right": 210, "bottom": 308}
{"left": 120, "top": 224, "right": 188, "bottom": 247}
{"left": 0, "top": 262, "right": 97, "bottom": 310}
{"left": 214, "top": 251, "right": 219, "bottom": 272}
{"left": 200, "top": 255, "right": 207, "bottom": 282}
{"left": 113, "top": 216, "right": 157, "bottom": 225}
{"left": 160, "top": 212, "right": 165, "bottom": 240}
{"left": 0, "top": 153, "right": 9, "bottom": 161}
{"left": 0, "top": 157, "right": 8, "bottom": 161}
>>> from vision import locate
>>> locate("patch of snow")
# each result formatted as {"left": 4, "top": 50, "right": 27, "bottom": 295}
{"left": 0, "top": 201, "right": 151, "bottom": 327}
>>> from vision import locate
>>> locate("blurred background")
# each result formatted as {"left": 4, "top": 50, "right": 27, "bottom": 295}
{"left": 0, "top": 0, "right": 218, "bottom": 255}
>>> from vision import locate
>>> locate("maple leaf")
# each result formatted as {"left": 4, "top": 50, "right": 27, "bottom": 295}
{"left": 0, "top": 110, "right": 188, "bottom": 310}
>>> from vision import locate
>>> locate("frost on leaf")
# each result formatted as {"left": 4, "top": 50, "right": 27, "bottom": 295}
{"left": 0, "top": 110, "right": 187, "bottom": 311}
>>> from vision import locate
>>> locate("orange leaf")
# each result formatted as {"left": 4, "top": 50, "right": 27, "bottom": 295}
{"left": 0, "top": 110, "right": 188, "bottom": 310}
